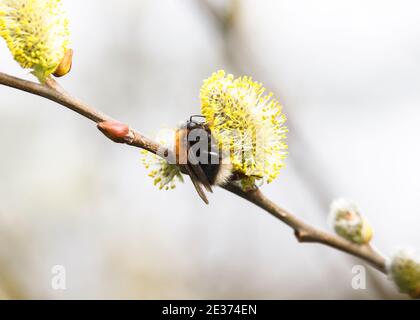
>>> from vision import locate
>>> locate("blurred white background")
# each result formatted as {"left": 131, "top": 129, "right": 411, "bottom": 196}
{"left": 0, "top": 0, "right": 419, "bottom": 299}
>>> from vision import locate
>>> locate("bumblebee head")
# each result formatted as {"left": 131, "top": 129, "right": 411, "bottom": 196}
{"left": 186, "top": 115, "right": 207, "bottom": 130}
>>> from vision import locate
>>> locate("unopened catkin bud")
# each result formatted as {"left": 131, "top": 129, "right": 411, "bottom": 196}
{"left": 97, "top": 121, "right": 134, "bottom": 144}
{"left": 53, "top": 48, "right": 73, "bottom": 78}
{"left": 387, "top": 249, "right": 420, "bottom": 299}
{"left": 328, "top": 198, "right": 373, "bottom": 245}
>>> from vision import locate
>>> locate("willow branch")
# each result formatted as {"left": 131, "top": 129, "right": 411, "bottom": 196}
{"left": 0, "top": 71, "right": 387, "bottom": 274}
{"left": 223, "top": 184, "right": 387, "bottom": 273}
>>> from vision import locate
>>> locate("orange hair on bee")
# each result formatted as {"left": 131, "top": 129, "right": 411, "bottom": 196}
{"left": 175, "top": 127, "right": 188, "bottom": 165}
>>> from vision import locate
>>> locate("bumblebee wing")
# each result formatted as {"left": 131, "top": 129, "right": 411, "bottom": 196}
{"left": 188, "top": 163, "right": 213, "bottom": 193}
{"left": 185, "top": 143, "right": 213, "bottom": 193}
{"left": 182, "top": 164, "right": 209, "bottom": 205}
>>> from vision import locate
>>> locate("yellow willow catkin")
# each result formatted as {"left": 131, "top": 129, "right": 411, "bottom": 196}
{"left": 0, "top": 0, "right": 70, "bottom": 82}
{"left": 141, "top": 128, "right": 184, "bottom": 190}
{"left": 201, "top": 70, "right": 288, "bottom": 190}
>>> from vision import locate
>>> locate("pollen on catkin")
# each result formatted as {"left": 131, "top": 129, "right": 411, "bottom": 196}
{"left": 141, "top": 129, "right": 184, "bottom": 191}
{"left": 0, "top": 0, "right": 70, "bottom": 82}
{"left": 200, "top": 70, "right": 288, "bottom": 190}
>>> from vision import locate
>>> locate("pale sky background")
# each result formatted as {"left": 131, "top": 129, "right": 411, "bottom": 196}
{"left": 1, "top": 0, "right": 420, "bottom": 299}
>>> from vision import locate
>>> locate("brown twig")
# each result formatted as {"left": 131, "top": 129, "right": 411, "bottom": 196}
{"left": 223, "top": 184, "right": 387, "bottom": 273}
{"left": 0, "top": 72, "right": 160, "bottom": 155}
{"left": 0, "top": 71, "right": 387, "bottom": 274}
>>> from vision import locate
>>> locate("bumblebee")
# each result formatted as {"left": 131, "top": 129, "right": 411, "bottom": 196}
{"left": 175, "top": 116, "right": 233, "bottom": 204}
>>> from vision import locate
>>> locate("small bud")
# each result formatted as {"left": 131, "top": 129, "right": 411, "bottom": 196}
{"left": 53, "top": 49, "right": 73, "bottom": 78}
{"left": 387, "top": 249, "right": 420, "bottom": 299}
{"left": 328, "top": 198, "right": 373, "bottom": 245}
{"left": 97, "top": 121, "right": 134, "bottom": 144}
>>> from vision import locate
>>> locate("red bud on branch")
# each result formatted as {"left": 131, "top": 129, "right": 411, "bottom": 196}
{"left": 97, "top": 121, "right": 134, "bottom": 144}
